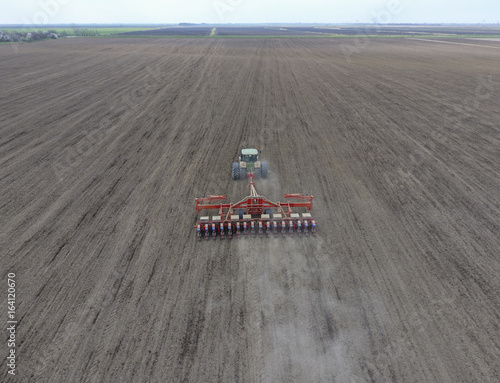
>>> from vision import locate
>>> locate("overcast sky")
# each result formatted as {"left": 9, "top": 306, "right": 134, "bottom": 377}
{"left": 3, "top": 0, "right": 500, "bottom": 25}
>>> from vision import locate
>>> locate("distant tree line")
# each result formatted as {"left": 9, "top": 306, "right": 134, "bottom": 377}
{"left": 0, "top": 30, "right": 60, "bottom": 42}
{"left": 0, "top": 28, "right": 104, "bottom": 43}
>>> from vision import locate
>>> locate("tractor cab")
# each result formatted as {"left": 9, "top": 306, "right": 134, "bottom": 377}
{"left": 233, "top": 148, "right": 267, "bottom": 180}
{"left": 240, "top": 148, "right": 259, "bottom": 163}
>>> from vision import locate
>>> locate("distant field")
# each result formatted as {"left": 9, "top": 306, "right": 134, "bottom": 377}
{"left": 3, "top": 25, "right": 500, "bottom": 38}
{"left": 118, "top": 25, "right": 500, "bottom": 38}
{"left": 120, "top": 26, "right": 214, "bottom": 37}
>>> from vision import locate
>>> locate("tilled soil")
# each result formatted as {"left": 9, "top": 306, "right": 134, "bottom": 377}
{"left": 1, "top": 37, "right": 499, "bottom": 383}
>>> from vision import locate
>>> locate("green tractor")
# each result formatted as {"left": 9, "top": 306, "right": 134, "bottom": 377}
{"left": 232, "top": 148, "right": 268, "bottom": 180}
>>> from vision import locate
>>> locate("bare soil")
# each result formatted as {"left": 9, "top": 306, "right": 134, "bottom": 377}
{"left": 1, "top": 37, "right": 499, "bottom": 383}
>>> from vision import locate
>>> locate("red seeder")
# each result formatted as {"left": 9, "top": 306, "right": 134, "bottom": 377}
{"left": 195, "top": 174, "right": 317, "bottom": 239}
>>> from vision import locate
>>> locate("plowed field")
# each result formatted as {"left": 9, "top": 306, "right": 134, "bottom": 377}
{"left": 1, "top": 37, "right": 499, "bottom": 382}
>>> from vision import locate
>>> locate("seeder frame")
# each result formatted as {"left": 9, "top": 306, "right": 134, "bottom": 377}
{"left": 195, "top": 174, "right": 317, "bottom": 239}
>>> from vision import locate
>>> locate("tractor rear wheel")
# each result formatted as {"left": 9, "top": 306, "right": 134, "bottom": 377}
{"left": 232, "top": 163, "right": 239, "bottom": 180}
{"left": 261, "top": 162, "right": 269, "bottom": 179}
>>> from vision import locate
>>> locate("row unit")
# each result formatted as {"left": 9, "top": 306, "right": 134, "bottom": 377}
{"left": 196, "top": 213, "right": 317, "bottom": 239}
